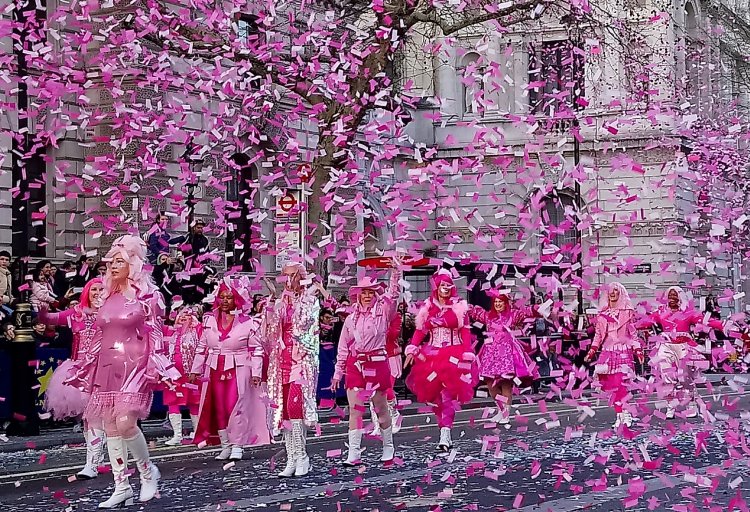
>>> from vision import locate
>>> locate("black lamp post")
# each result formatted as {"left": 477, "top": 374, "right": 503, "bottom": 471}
{"left": 7, "top": 0, "right": 39, "bottom": 436}
{"left": 181, "top": 140, "right": 204, "bottom": 231}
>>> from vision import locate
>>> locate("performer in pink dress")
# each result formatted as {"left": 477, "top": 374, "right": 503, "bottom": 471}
{"left": 331, "top": 264, "right": 401, "bottom": 465}
{"left": 643, "top": 286, "right": 720, "bottom": 419}
{"left": 40, "top": 277, "right": 104, "bottom": 479}
{"left": 190, "top": 278, "right": 271, "bottom": 460}
{"left": 67, "top": 235, "right": 179, "bottom": 508}
{"left": 469, "top": 290, "right": 539, "bottom": 424}
{"left": 162, "top": 306, "right": 203, "bottom": 445}
{"left": 584, "top": 282, "right": 644, "bottom": 429}
{"left": 404, "top": 269, "right": 479, "bottom": 451}
{"left": 264, "top": 262, "right": 320, "bottom": 478}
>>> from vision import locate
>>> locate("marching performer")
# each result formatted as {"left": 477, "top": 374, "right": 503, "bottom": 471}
{"left": 264, "top": 262, "right": 320, "bottom": 477}
{"left": 67, "top": 235, "right": 179, "bottom": 508}
{"left": 369, "top": 311, "right": 403, "bottom": 435}
{"left": 330, "top": 262, "right": 401, "bottom": 465}
{"left": 40, "top": 277, "right": 105, "bottom": 479}
{"left": 469, "top": 289, "right": 540, "bottom": 424}
{"left": 162, "top": 306, "right": 203, "bottom": 445}
{"left": 404, "top": 269, "right": 479, "bottom": 451}
{"left": 643, "top": 286, "right": 720, "bottom": 418}
{"left": 584, "top": 282, "right": 644, "bottom": 429}
{"left": 190, "top": 278, "right": 271, "bottom": 460}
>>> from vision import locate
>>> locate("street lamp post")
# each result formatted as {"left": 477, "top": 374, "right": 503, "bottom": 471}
{"left": 181, "top": 140, "right": 203, "bottom": 232}
{"left": 7, "top": 0, "right": 39, "bottom": 436}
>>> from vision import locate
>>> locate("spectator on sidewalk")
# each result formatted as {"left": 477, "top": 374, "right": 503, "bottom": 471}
{"left": 1, "top": 322, "right": 14, "bottom": 344}
{"left": 53, "top": 261, "right": 75, "bottom": 298}
{"left": 72, "top": 254, "right": 96, "bottom": 288}
{"left": 172, "top": 220, "right": 210, "bottom": 266}
{"left": 31, "top": 260, "right": 57, "bottom": 313}
{"left": 0, "top": 250, "right": 13, "bottom": 308}
{"left": 94, "top": 261, "right": 107, "bottom": 278}
{"left": 145, "top": 213, "right": 173, "bottom": 265}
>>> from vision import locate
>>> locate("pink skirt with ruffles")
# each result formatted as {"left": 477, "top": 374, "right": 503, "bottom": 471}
{"left": 45, "top": 360, "right": 89, "bottom": 420}
{"left": 406, "top": 344, "right": 479, "bottom": 405}
{"left": 84, "top": 390, "right": 153, "bottom": 427}
{"left": 478, "top": 331, "right": 538, "bottom": 383}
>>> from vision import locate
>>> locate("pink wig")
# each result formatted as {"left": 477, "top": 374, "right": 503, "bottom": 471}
{"left": 212, "top": 276, "right": 252, "bottom": 317}
{"left": 102, "top": 234, "right": 157, "bottom": 300}
{"left": 597, "top": 282, "right": 633, "bottom": 311}
{"left": 429, "top": 268, "right": 458, "bottom": 303}
{"left": 486, "top": 290, "right": 512, "bottom": 320}
{"left": 79, "top": 278, "right": 103, "bottom": 310}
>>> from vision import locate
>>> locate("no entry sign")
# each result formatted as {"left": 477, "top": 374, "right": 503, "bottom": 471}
{"left": 277, "top": 191, "right": 299, "bottom": 216}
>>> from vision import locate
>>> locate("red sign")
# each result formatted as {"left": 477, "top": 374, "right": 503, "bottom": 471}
{"left": 278, "top": 193, "right": 298, "bottom": 213}
{"left": 357, "top": 256, "right": 431, "bottom": 268}
{"left": 297, "top": 164, "right": 312, "bottom": 184}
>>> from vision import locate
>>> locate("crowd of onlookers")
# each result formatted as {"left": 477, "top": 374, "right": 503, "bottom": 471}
{"left": 0, "top": 214, "right": 217, "bottom": 349}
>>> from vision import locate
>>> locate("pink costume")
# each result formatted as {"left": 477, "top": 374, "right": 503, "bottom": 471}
{"left": 334, "top": 271, "right": 400, "bottom": 393}
{"left": 70, "top": 290, "right": 177, "bottom": 428}
{"left": 590, "top": 283, "right": 642, "bottom": 414}
{"left": 191, "top": 285, "right": 271, "bottom": 447}
{"left": 406, "top": 270, "right": 479, "bottom": 429}
{"left": 39, "top": 279, "right": 102, "bottom": 420}
{"left": 641, "top": 287, "right": 718, "bottom": 397}
{"left": 162, "top": 320, "right": 203, "bottom": 414}
{"left": 469, "top": 292, "right": 538, "bottom": 384}
{"left": 264, "top": 286, "right": 320, "bottom": 431}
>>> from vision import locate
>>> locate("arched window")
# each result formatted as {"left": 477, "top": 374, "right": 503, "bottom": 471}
{"left": 225, "top": 153, "right": 258, "bottom": 272}
{"left": 541, "top": 194, "right": 579, "bottom": 263}
{"left": 459, "top": 52, "right": 485, "bottom": 115}
{"left": 363, "top": 216, "right": 381, "bottom": 259}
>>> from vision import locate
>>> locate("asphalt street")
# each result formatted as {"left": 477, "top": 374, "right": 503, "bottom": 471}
{"left": 2, "top": 386, "right": 750, "bottom": 511}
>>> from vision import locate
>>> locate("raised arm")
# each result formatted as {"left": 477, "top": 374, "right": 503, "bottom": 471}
{"left": 37, "top": 306, "right": 75, "bottom": 327}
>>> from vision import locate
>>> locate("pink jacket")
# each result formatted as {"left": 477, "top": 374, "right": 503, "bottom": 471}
{"left": 191, "top": 314, "right": 264, "bottom": 396}
{"left": 333, "top": 271, "right": 400, "bottom": 381}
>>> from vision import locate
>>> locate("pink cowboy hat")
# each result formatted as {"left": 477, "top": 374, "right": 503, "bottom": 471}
{"left": 348, "top": 276, "right": 386, "bottom": 299}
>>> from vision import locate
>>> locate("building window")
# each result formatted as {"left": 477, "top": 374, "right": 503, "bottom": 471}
{"left": 528, "top": 40, "right": 585, "bottom": 123}
{"left": 459, "top": 52, "right": 485, "bottom": 115}
{"left": 225, "top": 153, "right": 257, "bottom": 272}
{"left": 542, "top": 194, "right": 578, "bottom": 263}
{"left": 237, "top": 14, "right": 259, "bottom": 46}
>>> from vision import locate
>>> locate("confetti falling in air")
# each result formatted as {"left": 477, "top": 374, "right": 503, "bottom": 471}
{"left": 4, "top": 0, "right": 750, "bottom": 509}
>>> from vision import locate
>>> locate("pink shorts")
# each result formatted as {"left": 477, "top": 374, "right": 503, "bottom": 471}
{"left": 345, "top": 351, "right": 393, "bottom": 392}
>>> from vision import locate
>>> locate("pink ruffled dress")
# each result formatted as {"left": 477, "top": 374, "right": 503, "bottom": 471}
{"left": 406, "top": 299, "right": 479, "bottom": 405}
{"left": 68, "top": 291, "right": 178, "bottom": 427}
{"left": 39, "top": 306, "right": 100, "bottom": 420}
{"left": 470, "top": 306, "right": 538, "bottom": 383}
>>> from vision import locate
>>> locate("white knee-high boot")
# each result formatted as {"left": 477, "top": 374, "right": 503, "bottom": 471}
{"left": 165, "top": 413, "right": 183, "bottom": 446}
{"left": 292, "top": 420, "right": 310, "bottom": 477}
{"left": 78, "top": 428, "right": 106, "bottom": 479}
{"left": 343, "top": 429, "right": 363, "bottom": 466}
{"left": 98, "top": 437, "right": 133, "bottom": 509}
{"left": 124, "top": 431, "right": 160, "bottom": 503}
{"left": 278, "top": 429, "right": 296, "bottom": 478}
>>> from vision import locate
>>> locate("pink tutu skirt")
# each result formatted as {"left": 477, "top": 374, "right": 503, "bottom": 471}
{"left": 406, "top": 344, "right": 479, "bottom": 405}
{"left": 45, "top": 360, "right": 89, "bottom": 420}
{"left": 594, "top": 347, "right": 635, "bottom": 376}
{"left": 478, "top": 332, "right": 538, "bottom": 384}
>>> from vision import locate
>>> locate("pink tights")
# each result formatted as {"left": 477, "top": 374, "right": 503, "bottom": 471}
{"left": 432, "top": 401, "right": 457, "bottom": 428}
{"left": 600, "top": 373, "right": 628, "bottom": 413}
